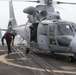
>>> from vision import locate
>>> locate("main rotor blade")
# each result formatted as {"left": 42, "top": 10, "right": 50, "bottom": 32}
{"left": 57, "top": 1, "right": 76, "bottom": 5}
{"left": 24, "top": 0, "right": 40, "bottom": 3}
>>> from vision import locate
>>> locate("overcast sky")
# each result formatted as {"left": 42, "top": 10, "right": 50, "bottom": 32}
{"left": 0, "top": 0, "right": 76, "bottom": 29}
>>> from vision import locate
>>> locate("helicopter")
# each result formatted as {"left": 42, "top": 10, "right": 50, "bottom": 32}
{"left": 1, "top": 0, "right": 76, "bottom": 62}
{"left": 21, "top": 0, "right": 76, "bottom": 62}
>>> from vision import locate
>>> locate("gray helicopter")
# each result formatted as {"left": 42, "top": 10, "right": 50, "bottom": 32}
{"left": 21, "top": 0, "right": 76, "bottom": 62}
{"left": 3, "top": 0, "right": 76, "bottom": 62}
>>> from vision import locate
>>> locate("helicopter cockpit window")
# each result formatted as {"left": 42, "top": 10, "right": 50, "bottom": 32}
{"left": 71, "top": 23, "right": 76, "bottom": 31}
{"left": 57, "top": 24, "right": 73, "bottom": 35}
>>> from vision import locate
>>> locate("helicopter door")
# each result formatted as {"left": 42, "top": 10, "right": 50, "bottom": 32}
{"left": 49, "top": 25, "right": 57, "bottom": 45}
{"left": 48, "top": 25, "right": 60, "bottom": 52}
{"left": 37, "top": 24, "right": 49, "bottom": 50}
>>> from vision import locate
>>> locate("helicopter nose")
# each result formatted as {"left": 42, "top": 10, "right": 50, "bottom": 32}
{"left": 70, "top": 40, "right": 76, "bottom": 53}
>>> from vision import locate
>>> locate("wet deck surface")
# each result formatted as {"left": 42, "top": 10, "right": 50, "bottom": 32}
{"left": 0, "top": 45, "right": 63, "bottom": 75}
{"left": 0, "top": 46, "right": 34, "bottom": 75}
{"left": 0, "top": 45, "right": 76, "bottom": 75}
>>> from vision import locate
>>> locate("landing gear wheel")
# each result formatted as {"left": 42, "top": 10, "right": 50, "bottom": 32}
{"left": 51, "top": 51, "right": 54, "bottom": 53}
{"left": 25, "top": 48, "right": 30, "bottom": 54}
{"left": 67, "top": 56, "right": 75, "bottom": 62}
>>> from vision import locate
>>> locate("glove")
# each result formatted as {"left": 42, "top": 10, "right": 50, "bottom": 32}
{"left": 2, "top": 42, "right": 4, "bottom": 45}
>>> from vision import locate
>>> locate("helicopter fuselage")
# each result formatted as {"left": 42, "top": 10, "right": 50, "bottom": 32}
{"left": 39, "top": 20, "right": 76, "bottom": 54}
{"left": 35, "top": 19, "right": 76, "bottom": 53}
{"left": 14, "top": 19, "right": 76, "bottom": 54}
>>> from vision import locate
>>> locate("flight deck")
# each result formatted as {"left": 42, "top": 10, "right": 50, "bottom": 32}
{"left": 0, "top": 45, "right": 76, "bottom": 75}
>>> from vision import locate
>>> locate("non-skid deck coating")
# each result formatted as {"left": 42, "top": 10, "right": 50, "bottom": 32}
{"left": 0, "top": 45, "right": 64, "bottom": 75}
{"left": 0, "top": 46, "right": 34, "bottom": 75}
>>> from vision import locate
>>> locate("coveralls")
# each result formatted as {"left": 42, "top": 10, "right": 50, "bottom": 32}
{"left": 1, "top": 32, "right": 14, "bottom": 54}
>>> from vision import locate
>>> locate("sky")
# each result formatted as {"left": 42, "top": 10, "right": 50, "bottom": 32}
{"left": 0, "top": 0, "right": 76, "bottom": 34}
{"left": 0, "top": 0, "right": 37, "bottom": 29}
{"left": 0, "top": 0, "right": 76, "bottom": 44}
{"left": 0, "top": 0, "right": 76, "bottom": 28}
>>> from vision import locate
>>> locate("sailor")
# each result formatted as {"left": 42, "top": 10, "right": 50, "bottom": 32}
{"left": 1, "top": 31, "right": 14, "bottom": 54}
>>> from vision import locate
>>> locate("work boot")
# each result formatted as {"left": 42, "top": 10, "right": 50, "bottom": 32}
{"left": 8, "top": 50, "right": 11, "bottom": 54}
